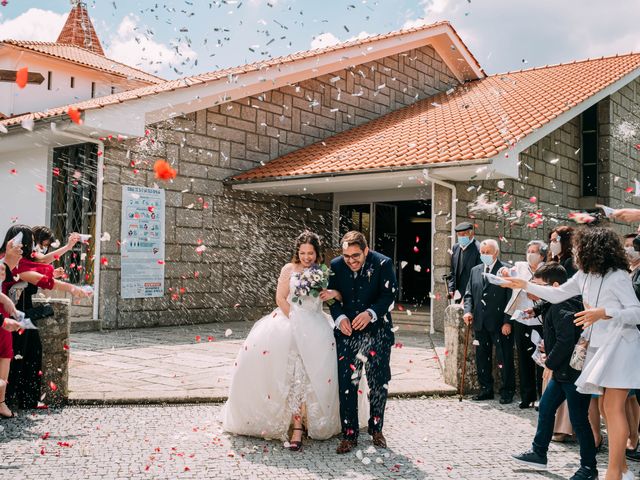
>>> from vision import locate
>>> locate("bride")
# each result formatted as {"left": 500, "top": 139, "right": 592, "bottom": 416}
{"left": 222, "top": 231, "right": 366, "bottom": 450}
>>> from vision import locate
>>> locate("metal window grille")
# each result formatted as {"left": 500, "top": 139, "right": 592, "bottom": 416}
{"left": 50, "top": 143, "right": 98, "bottom": 285}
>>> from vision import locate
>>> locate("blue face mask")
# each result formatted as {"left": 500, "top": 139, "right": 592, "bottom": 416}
{"left": 457, "top": 235, "right": 471, "bottom": 247}
{"left": 480, "top": 254, "right": 494, "bottom": 266}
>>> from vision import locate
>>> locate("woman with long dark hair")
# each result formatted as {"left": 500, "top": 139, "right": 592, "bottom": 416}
{"left": 0, "top": 225, "right": 90, "bottom": 409}
{"left": 548, "top": 225, "right": 577, "bottom": 278}
{"left": 502, "top": 227, "right": 640, "bottom": 480}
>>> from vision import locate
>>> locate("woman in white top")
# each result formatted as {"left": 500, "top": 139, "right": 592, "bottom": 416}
{"left": 502, "top": 240, "right": 547, "bottom": 409}
{"left": 501, "top": 227, "right": 640, "bottom": 480}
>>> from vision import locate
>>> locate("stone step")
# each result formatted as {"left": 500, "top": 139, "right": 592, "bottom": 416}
{"left": 70, "top": 317, "right": 102, "bottom": 333}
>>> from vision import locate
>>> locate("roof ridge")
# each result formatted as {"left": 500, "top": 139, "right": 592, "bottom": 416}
{"left": 492, "top": 51, "right": 640, "bottom": 76}
{"left": 1, "top": 40, "right": 165, "bottom": 83}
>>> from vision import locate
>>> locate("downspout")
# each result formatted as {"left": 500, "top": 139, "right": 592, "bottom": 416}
{"left": 51, "top": 126, "right": 104, "bottom": 323}
{"left": 424, "top": 170, "right": 456, "bottom": 335}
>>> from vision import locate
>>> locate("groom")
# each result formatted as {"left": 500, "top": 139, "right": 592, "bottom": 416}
{"left": 328, "top": 231, "right": 398, "bottom": 454}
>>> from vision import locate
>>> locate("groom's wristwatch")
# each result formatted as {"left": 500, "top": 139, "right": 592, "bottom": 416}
{"left": 366, "top": 311, "right": 373, "bottom": 319}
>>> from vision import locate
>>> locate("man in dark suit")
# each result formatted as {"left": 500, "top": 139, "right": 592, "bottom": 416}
{"left": 449, "top": 222, "right": 482, "bottom": 301}
{"left": 463, "top": 238, "right": 515, "bottom": 404}
{"left": 328, "top": 231, "right": 398, "bottom": 454}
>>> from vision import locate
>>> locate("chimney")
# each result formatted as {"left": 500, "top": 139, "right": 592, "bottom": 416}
{"left": 56, "top": 0, "right": 105, "bottom": 56}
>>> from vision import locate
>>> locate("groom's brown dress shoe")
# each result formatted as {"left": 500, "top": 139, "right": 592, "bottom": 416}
{"left": 372, "top": 432, "right": 387, "bottom": 448}
{"left": 336, "top": 439, "right": 357, "bottom": 454}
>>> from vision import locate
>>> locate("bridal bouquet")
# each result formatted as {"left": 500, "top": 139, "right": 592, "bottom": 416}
{"left": 291, "top": 264, "right": 334, "bottom": 305}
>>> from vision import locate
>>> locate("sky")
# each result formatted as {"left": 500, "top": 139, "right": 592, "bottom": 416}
{"left": 0, "top": 0, "right": 639, "bottom": 80}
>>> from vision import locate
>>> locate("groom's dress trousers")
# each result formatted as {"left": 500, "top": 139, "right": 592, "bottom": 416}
{"left": 329, "top": 251, "right": 397, "bottom": 440}
{"left": 463, "top": 261, "right": 515, "bottom": 397}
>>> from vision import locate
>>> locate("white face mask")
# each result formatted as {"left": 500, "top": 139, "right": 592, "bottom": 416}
{"left": 625, "top": 246, "right": 640, "bottom": 262}
{"left": 526, "top": 252, "right": 542, "bottom": 266}
{"left": 549, "top": 241, "right": 562, "bottom": 256}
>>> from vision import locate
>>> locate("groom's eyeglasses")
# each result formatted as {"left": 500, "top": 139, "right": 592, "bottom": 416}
{"left": 343, "top": 252, "right": 363, "bottom": 261}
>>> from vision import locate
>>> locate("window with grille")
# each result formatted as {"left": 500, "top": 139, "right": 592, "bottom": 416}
{"left": 581, "top": 104, "right": 598, "bottom": 197}
{"left": 50, "top": 143, "right": 98, "bottom": 285}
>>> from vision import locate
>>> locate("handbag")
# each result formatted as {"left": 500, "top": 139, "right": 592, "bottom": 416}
{"left": 569, "top": 275, "right": 604, "bottom": 371}
{"left": 26, "top": 304, "right": 55, "bottom": 322}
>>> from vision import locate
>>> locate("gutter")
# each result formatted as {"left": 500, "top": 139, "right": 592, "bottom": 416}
{"left": 227, "top": 158, "right": 492, "bottom": 187}
{"left": 423, "top": 170, "right": 457, "bottom": 335}
{"left": 50, "top": 125, "right": 104, "bottom": 324}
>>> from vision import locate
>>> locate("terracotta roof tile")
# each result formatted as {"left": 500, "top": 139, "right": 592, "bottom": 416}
{"left": 0, "top": 21, "right": 472, "bottom": 128}
{"left": 233, "top": 53, "right": 640, "bottom": 181}
{"left": 1, "top": 40, "right": 164, "bottom": 85}
{"left": 56, "top": 2, "right": 104, "bottom": 55}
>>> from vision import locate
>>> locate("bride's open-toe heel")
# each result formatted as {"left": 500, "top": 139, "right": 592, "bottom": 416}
{"left": 288, "top": 427, "right": 304, "bottom": 452}
{"left": 0, "top": 401, "right": 15, "bottom": 419}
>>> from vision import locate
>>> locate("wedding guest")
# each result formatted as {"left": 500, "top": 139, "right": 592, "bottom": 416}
{"left": 624, "top": 233, "right": 640, "bottom": 301}
{"left": 548, "top": 226, "right": 577, "bottom": 277}
{"left": 32, "top": 226, "right": 80, "bottom": 279}
{"left": 0, "top": 238, "right": 24, "bottom": 418}
{"left": 463, "top": 239, "right": 514, "bottom": 404}
{"left": 512, "top": 262, "right": 597, "bottom": 480}
{"left": 622, "top": 233, "right": 640, "bottom": 462}
{"left": 502, "top": 227, "right": 640, "bottom": 480}
{"left": 0, "top": 225, "right": 90, "bottom": 409}
{"left": 448, "top": 222, "right": 481, "bottom": 302}
{"left": 502, "top": 240, "right": 547, "bottom": 409}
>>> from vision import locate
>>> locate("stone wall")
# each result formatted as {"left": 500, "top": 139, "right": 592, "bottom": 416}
{"left": 604, "top": 77, "right": 640, "bottom": 209}
{"left": 36, "top": 298, "right": 70, "bottom": 406}
{"left": 98, "top": 44, "right": 459, "bottom": 329}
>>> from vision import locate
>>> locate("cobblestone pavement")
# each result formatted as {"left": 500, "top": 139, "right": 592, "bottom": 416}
{"left": 0, "top": 397, "right": 620, "bottom": 480}
{"left": 69, "top": 321, "right": 455, "bottom": 403}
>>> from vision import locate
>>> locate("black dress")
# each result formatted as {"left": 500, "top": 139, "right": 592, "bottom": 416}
{"left": 7, "top": 281, "right": 43, "bottom": 409}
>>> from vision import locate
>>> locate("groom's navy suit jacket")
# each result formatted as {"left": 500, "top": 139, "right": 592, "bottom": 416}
{"left": 328, "top": 250, "right": 398, "bottom": 335}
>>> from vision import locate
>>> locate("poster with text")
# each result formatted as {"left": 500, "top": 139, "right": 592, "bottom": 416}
{"left": 120, "top": 186, "right": 165, "bottom": 298}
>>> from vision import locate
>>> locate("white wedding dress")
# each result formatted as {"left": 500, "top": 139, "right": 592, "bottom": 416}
{"left": 222, "top": 265, "right": 367, "bottom": 440}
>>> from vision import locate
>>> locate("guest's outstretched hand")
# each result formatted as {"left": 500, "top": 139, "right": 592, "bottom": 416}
{"left": 574, "top": 307, "right": 608, "bottom": 328}
{"left": 611, "top": 208, "right": 640, "bottom": 223}
{"left": 498, "top": 275, "right": 527, "bottom": 290}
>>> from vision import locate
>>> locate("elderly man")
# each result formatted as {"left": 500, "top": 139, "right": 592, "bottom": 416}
{"left": 463, "top": 239, "right": 515, "bottom": 404}
{"left": 449, "top": 222, "right": 482, "bottom": 302}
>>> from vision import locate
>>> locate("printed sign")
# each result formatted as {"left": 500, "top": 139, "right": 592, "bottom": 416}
{"left": 120, "top": 186, "right": 165, "bottom": 298}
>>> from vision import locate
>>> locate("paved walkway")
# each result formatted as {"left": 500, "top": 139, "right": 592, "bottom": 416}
{"left": 0, "top": 398, "right": 615, "bottom": 479}
{"left": 69, "top": 321, "right": 455, "bottom": 403}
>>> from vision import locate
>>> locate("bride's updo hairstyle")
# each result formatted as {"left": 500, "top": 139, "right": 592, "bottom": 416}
{"left": 291, "top": 230, "right": 323, "bottom": 264}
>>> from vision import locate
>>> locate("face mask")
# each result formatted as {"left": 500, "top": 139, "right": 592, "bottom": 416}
{"left": 458, "top": 236, "right": 471, "bottom": 248}
{"left": 34, "top": 244, "right": 48, "bottom": 255}
{"left": 549, "top": 241, "right": 562, "bottom": 256}
{"left": 625, "top": 246, "right": 640, "bottom": 262}
{"left": 480, "top": 254, "right": 494, "bottom": 266}
{"left": 526, "top": 253, "right": 542, "bottom": 266}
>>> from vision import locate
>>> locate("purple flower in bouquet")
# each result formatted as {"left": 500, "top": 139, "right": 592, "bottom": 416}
{"left": 291, "top": 264, "right": 334, "bottom": 305}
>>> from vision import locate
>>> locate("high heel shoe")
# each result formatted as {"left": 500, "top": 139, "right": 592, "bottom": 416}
{"left": 288, "top": 427, "right": 304, "bottom": 452}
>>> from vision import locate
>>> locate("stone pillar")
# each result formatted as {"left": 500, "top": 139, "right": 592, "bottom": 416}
{"left": 443, "top": 304, "right": 479, "bottom": 394}
{"left": 34, "top": 298, "right": 70, "bottom": 406}
{"left": 432, "top": 183, "right": 453, "bottom": 332}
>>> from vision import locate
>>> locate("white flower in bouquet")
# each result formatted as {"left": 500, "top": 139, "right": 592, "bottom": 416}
{"left": 291, "top": 264, "right": 334, "bottom": 305}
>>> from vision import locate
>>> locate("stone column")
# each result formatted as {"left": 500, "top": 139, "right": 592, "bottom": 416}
{"left": 431, "top": 183, "right": 453, "bottom": 332}
{"left": 35, "top": 298, "right": 70, "bottom": 406}
{"left": 443, "top": 304, "right": 479, "bottom": 394}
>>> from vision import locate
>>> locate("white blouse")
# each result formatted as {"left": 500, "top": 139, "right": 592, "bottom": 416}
{"left": 525, "top": 269, "right": 640, "bottom": 348}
